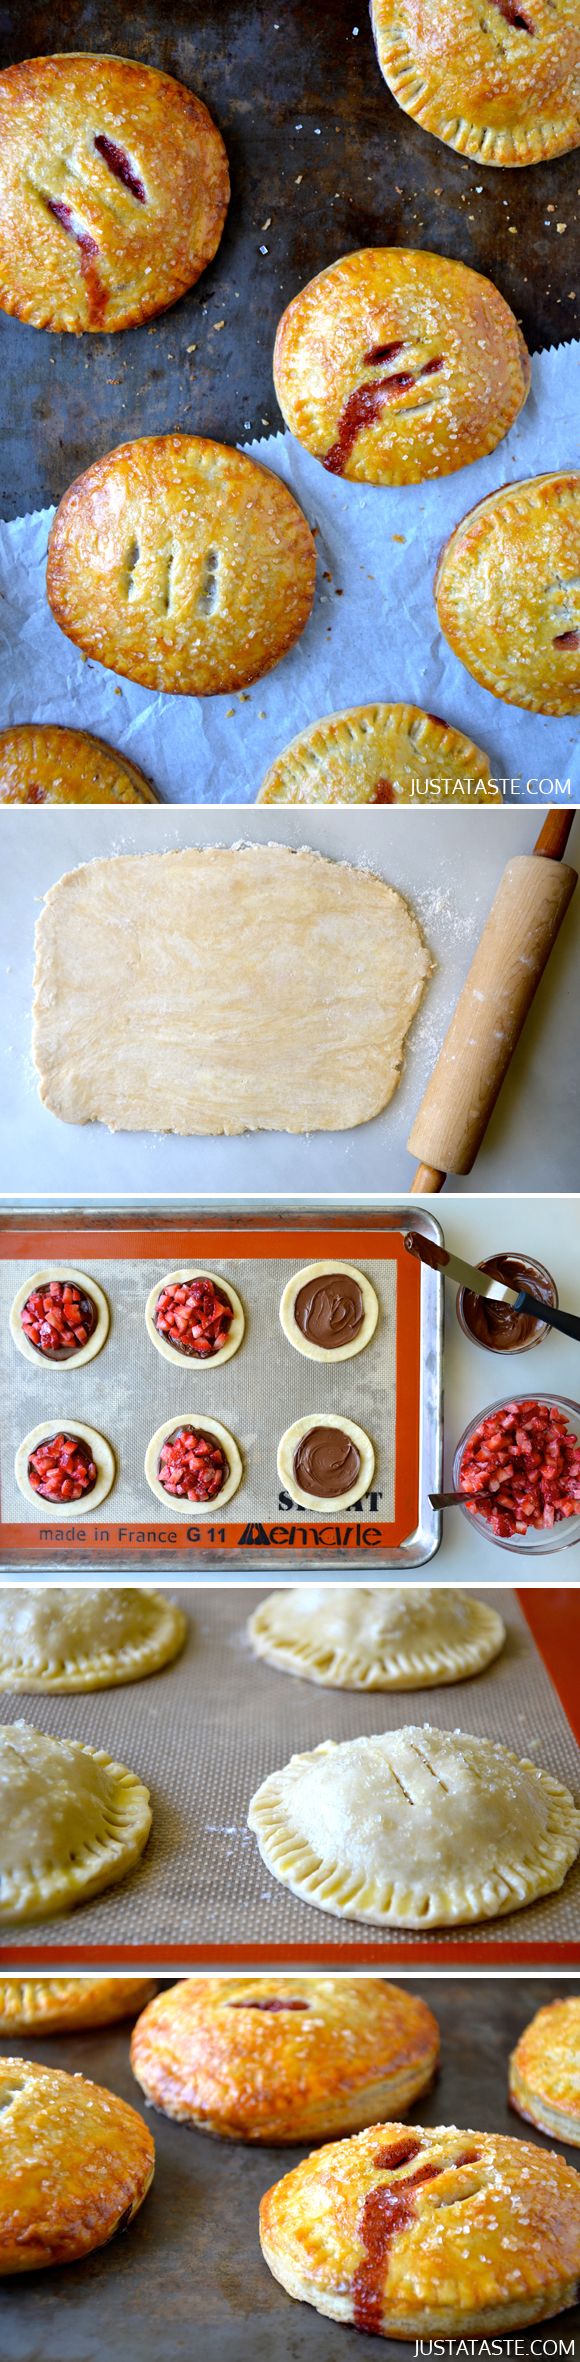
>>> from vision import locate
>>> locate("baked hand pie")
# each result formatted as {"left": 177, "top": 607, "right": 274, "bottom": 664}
{"left": 274, "top": 248, "right": 529, "bottom": 484}
{"left": 370, "top": 0, "right": 580, "bottom": 167}
{"left": 0, "top": 2057, "right": 154, "bottom": 2272}
{"left": 435, "top": 471, "right": 580, "bottom": 714}
{"left": 15, "top": 1420, "right": 115, "bottom": 1516}
{"left": 0, "top": 52, "right": 229, "bottom": 333}
{"left": 0, "top": 1586, "right": 187, "bottom": 1691}
{"left": 46, "top": 436, "right": 316, "bottom": 695}
{"left": 248, "top": 1585, "right": 506, "bottom": 1690}
{"left": 10, "top": 1266, "right": 110, "bottom": 1367}
{"left": 0, "top": 725, "right": 159, "bottom": 804}
{"left": 0, "top": 1976, "right": 155, "bottom": 2034}
{"left": 277, "top": 1416, "right": 375, "bottom": 1510}
{"left": 0, "top": 1722, "right": 151, "bottom": 1921}
{"left": 248, "top": 1725, "right": 580, "bottom": 1928}
{"left": 130, "top": 1975, "right": 439, "bottom": 2143}
{"left": 260, "top": 2120, "right": 580, "bottom": 2337}
{"left": 510, "top": 1995, "right": 580, "bottom": 2145}
{"left": 258, "top": 703, "right": 497, "bottom": 804}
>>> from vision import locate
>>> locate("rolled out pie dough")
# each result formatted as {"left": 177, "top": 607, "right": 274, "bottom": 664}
{"left": 32, "top": 845, "right": 432, "bottom": 1136}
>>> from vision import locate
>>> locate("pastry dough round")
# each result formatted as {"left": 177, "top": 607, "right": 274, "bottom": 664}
{"left": 130, "top": 1975, "right": 440, "bottom": 2144}
{"left": 371, "top": 0, "right": 580, "bottom": 168}
{"left": 10, "top": 1267, "right": 110, "bottom": 1368}
{"left": 435, "top": 472, "right": 580, "bottom": 715}
{"left": 248, "top": 1585, "right": 506, "bottom": 1690}
{"left": 257, "top": 703, "right": 497, "bottom": 804}
{"left": 0, "top": 1722, "right": 152, "bottom": 1922}
{"left": 274, "top": 248, "right": 529, "bottom": 484}
{"left": 510, "top": 1996, "right": 580, "bottom": 2146}
{"left": 279, "top": 1263, "right": 379, "bottom": 1362}
{"left": 15, "top": 1420, "right": 115, "bottom": 1516}
{"left": 145, "top": 1269, "right": 245, "bottom": 1368}
{"left": 0, "top": 1976, "right": 155, "bottom": 2033}
{"left": 0, "top": 52, "right": 229, "bottom": 333}
{"left": 260, "top": 2120, "right": 580, "bottom": 2338}
{"left": 47, "top": 436, "right": 317, "bottom": 696}
{"left": 0, "top": 724, "right": 159, "bottom": 804}
{"left": 0, "top": 1586, "right": 187, "bottom": 1691}
{"left": 144, "top": 1416, "right": 243, "bottom": 1514}
{"left": 0, "top": 2056, "right": 154, "bottom": 2273}
{"left": 248, "top": 1724, "right": 580, "bottom": 1928}
{"left": 277, "top": 1415, "right": 375, "bottom": 1510}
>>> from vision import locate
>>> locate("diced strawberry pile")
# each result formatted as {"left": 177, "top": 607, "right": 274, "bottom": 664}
{"left": 458, "top": 1399, "right": 580, "bottom": 1539}
{"left": 154, "top": 1278, "right": 233, "bottom": 1359}
{"left": 157, "top": 1426, "right": 227, "bottom": 1502}
{"left": 28, "top": 1432, "right": 98, "bottom": 1503}
{"left": 21, "top": 1280, "right": 96, "bottom": 1357}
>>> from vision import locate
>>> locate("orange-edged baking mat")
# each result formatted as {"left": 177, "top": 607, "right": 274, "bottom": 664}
{"left": 0, "top": 1219, "right": 441, "bottom": 1570}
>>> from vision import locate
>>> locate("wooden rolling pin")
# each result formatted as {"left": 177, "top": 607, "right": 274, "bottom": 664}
{"left": 409, "top": 813, "right": 577, "bottom": 1192}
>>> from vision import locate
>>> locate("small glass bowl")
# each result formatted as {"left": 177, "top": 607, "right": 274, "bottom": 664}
{"left": 452, "top": 1392, "right": 580, "bottom": 1555}
{"left": 456, "top": 1250, "right": 557, "bottom": 1355}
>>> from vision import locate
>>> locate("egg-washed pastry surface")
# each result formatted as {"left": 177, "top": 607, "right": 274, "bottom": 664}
{"left": 248, "top": 1585, "right": 506, "bottom": 1690}
{"left": 0, "top": 725, "right": 159, "bottom": 805}
{"left": 260, "top": 2120, "right": 580, "bottom": 2337}
{"left": 0, "top": 1975, "right": 155, "bottom": 2033}
{"left": 46, "top": 436, "right": 316, "bottom": 695}
{"left": 0, "top": 1586, "right": 187, "bottom": 1690}
{"left": 370, "top": 0, "right": 580, "bottom": 166}
{"left": 0, "top": 52, "right": 229, "bottom": 334}
{"left": 130, "top": 1975, "right": 439, "bottom": 2143}
{"left": 0, "top": 2057, "right": 154, "bottom": 2273}
{"left": 248, "top": 1725, "right": 580, "bottom": 1928}
{"left": 436, "top": 472, "right": 580, "bottom": 715}
{"left": 0, "top": 1722, "right": 151, "bottom": 1921}
{"left": 258, "top": 703, "right": 497, "bottom": 804}
{"left": 274, "top": 248, "right": 529, "bottom": 484}
{"left": 279, "top": 1261, "right": 379, "bottom": 1360}
{"left": 510, "top": 1995, "right": 580, "bottom": 2145}
{"left": 32, "top": 845, "right": 432, "bottom": 1136}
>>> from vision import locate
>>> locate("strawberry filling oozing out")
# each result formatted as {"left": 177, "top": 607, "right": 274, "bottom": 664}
{"left": 459, "top": 1400, "right": 580, "bottom": 1538}
{"left": 21, "top": 1280, "right": 97, "bottom": 1360}
{"left": 27, "top": 1432, "right": 98, "bottom": 1503}
{"left": 154, "top": 1278, "right": 234, "bottom": 1359}
{"left": 157, "top": 1426, "right": 228, "bottom": 1503}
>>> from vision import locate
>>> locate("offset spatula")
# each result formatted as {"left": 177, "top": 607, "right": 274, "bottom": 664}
{"left": 404, "top": 1231, "right": 580, "bottom": 1343}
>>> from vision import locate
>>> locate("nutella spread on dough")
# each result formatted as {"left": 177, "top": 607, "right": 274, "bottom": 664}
{"left": 458, "top": 1252, "right": 557, "bottom": 1354}
{"left": 294, "top": 1273, "right": 364, "bottom": 1350}
{"left": 293, "top": 1425, "right": 362, "bottom": 1498}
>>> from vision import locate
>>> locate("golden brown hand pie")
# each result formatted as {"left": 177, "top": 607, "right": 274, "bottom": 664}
{"left": 0, "top": 2057, "right": 154, "bottom": 2272}
{"left": 274, "top": 249, "right": 529, "bottom": 484}
{"left": 248, "top": 1585, "right": 506, "bottom": 1690}
{"left": 510, "top": 1995, "right": 580, "bottom": 2145}
{"left": 0, "top": 1586, "right": 187, "bottom": 1691}
{"left": 260, "top": 2120, "right": 580, "bottom": 2337}
{"left": 0, "top": 1977, "right": 155, "bottom": 2034}
{"left": 258, "top": 703, "right": 497, "bottom": 804}
{"left": 130, "top": 1975, "right": 439, "bottom": 2143}
{"left": 0, "top": 53, "right": 229, "bottom": 333}
{"left": 0, "top": 1722, "right": 152, "bottom": 1921}
{"left": 46, "top": 436, "right": 317, "bottom": 695}
{"left": 0, "top": 725, "right": 159, "bottom": 805}
{"left": 435, "top": 471, "right": 580, "bottom": 714}
{"left": 371, "top": 0, "right": 580, "bottom": 166}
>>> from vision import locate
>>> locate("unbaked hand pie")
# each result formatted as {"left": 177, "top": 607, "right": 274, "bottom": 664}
{"left": 435, "top": 472, "right": 580, "bottom": 714}
{"left": 46, "top": 436, "right": 316, "bottom": 695}
{"left": 279, "top": 1263, "right": 379, "bottom": 1361}
{"left": 0, "top": 1586, "right": 187, "bottom": 1691}
{"left": 0, "top": 1976, "right": 155, "bottom": 2033}
{"left": 260, "top": 2120, "right": 580, "bottom": 2338}
{"left": 144, "top": 1417, "right": 243, "bottom": 1512}
{"left": 258, "top": 703, "right": 497, "bottom": 804}
{"left": 15, "top": 1420, "right": 115, "bottom": 1515}
{"left": 510, "top": 1995, "right": 580, "bottom": 2145}
{"left": 145, "top": 1269, "right": 245, "bottom": 1367}
{"left": 248, "top": 1585, "right": 506, "bottom": 1690}
{"left": 248, "top": 1725, "right": 580, "bottom": 1927}
{"left": 0, "top": 1722, "right": 151, "bottom": 1921}
{"left": 277, "top": 1416, "right": 375, "bottom": 1510}
{"left": 10, "top": 1266, "right": 110, "bottom": 1367}
{"left": 0, "top": 2057, "right": 154, "bottom": 2272}
{"left": 370, "top": 0, "right": 580, "bottom": 167}
{"left": 0, "top": 53, "right": 229, "bottom": 333}
{"left": 130, "top": 1975, "right": 440, "bottom": 2144}
{"left": 0, "top": 725, "right": 159, "bottom": 804}
{"left": 274, "top": 248, "right": 529, "bottom": 483}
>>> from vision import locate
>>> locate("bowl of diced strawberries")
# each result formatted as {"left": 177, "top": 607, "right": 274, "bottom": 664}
{"left": 452, "top": 1395, "right": 580, "bottom": 1552}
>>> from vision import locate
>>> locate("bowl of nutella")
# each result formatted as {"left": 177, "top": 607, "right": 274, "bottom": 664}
{"left": 456, "top": 1251, "right": 557, "bottom": 1356}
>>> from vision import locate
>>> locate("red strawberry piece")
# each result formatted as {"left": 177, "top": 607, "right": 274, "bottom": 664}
{"left": 27, "top": 1431, "right": 98, "bottom": 1502}
{"left": 154, "top": 1278, "right": 234, "bottom": 1358}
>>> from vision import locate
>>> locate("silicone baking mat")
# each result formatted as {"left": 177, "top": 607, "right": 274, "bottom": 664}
{"left": 2, "top": 1586, "right": 579, "bottom": 1964}
{"left": 0, "top": 1218, "right": 441, "bottom": 1570}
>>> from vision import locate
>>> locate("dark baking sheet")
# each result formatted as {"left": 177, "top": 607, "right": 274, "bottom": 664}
{"left": 1, "top": 1977, "right": 579, "bottom": 2362}
{"left": 0, "top": 0, "right": 578, "bottom": 520}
